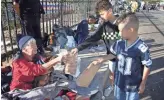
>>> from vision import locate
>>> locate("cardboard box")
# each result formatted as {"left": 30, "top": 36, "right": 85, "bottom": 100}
{"left": 76, "top": 62, "right": 101, "bottom": 87}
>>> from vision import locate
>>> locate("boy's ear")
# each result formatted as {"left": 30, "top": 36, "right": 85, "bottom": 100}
{"left": 130, "top": 27, "right": 134, "bottom": 32}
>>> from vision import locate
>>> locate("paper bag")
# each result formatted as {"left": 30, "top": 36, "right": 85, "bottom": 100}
{"left": 64, "top": 53, "right": 80, "bottom": 77}
{"left": 76, "top": 62, "right": 101, "bottom": 87}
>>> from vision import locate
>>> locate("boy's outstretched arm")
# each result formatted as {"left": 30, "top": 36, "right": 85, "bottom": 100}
{"left": 72, "top": 24, "right": 104, "bottom": 54}
{"left": 138, "top": 66, "right": 150, "bottom": 94}
{"left": 92, "top": 54, "right": 116, "bottom": 65}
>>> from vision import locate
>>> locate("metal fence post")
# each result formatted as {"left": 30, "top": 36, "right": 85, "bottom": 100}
{"left": 42, "top": 0, "right": 45, "bottom": 37}
{"left": 4, "top": 0, "right": 14, "bottom": 55}
{"left": 60, "top": 0, "right": 63, "bottom": 27}
{"left": 1, "top": 23, "right": 8, "bottom": 62}
{"left": 45, "top": 0, "right": 48, "bottom": 34}
{"left": 12, "top": 4, "right": 18, "bottom": 48}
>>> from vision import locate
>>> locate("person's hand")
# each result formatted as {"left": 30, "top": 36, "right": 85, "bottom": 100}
{"left": 62, "top": 53, "right": 69, "bottom": 63}
{"left": 55, "top": 55, "right": 63, "bottom": 63}
{"left": 96, "top": 57, "right": 104, "bottom": 63}
{"left": 138, "top": 81, "right": 146, "bottom": 94}
{"left": 109, "top": 72, "right": 114, "bottom": 85}
{"left": 92, "top": 57, "right": 104, "bottom": 65}
{"left": 71, "top": 48, "right": 78, "bottom": 55}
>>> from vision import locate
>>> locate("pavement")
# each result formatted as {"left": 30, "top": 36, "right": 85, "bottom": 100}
{"left": 139, "top": 11, "right": 164, "bottom": 100}
{"left": 78, "top": 10, "right": 164, "bottom": 100}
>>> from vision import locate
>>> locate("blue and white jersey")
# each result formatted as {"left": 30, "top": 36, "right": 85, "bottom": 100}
{"left": 110, "top": 38, "right": 152, "bottom": 92}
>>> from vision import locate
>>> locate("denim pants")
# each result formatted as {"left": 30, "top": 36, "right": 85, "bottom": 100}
{"left": 114, "top": 85, "right": 139, "bottom": 100}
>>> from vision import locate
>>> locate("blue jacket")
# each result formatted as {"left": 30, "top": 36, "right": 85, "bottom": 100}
{"left": 76, "top": 20, "right": 89, "bottom": 45}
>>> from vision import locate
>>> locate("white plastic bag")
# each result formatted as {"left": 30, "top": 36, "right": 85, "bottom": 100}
{"left": 74, "top": 57, "right": 81, "bottom": 78}
{"left": 66, "top": 36, "right": 76, "bottom": 49}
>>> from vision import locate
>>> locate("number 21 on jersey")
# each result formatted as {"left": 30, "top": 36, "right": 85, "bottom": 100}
{"left": 117, "top": 54, "right": 132, "bottom": 75}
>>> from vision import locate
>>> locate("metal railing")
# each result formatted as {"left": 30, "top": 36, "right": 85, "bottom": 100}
{"left": 1, "top": 0, "right": 97, "bottom": 62}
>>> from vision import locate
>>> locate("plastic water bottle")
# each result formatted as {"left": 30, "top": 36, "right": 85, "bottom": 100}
{"left": 74, "top": 57, "right": 81, "bottom": 78}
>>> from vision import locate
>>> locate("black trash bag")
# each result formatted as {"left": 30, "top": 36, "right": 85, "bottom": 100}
{"left": 1, "top": 66, "right": 12, "bottom": 94}
{"left": 1, "top": 83, "right": 10, "bottom": 94}
{"left": 1, "top": 92, "right": 20, "bottom": 100}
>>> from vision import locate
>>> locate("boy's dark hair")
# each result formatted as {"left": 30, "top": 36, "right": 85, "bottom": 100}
{"left": 118, "top": 13, "right": 139, "bottom": 31}
{"left": 116, "top": 12, "right": 135, "bottom": 24}
{"left": 96, "top": 0, "right": 113, "bottom": 13}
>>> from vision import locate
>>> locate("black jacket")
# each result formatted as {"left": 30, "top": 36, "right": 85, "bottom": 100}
{"left": 15, "top": 0, "right": 45, "bottom": 18}
{"left": 77, "top": 21, "right": 120, "bottom": 54}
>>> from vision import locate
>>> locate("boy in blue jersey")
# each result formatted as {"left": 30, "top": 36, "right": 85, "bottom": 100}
{"left": 92, "top": 13, "right": 152, "bottom": 100}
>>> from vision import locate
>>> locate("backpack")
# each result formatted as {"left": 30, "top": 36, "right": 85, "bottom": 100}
{"left": 52, "top": 25, "right": 76, "bottom": 49}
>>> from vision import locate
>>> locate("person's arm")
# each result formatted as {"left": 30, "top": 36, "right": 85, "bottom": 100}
{"left": 13, "top": 56, "right": 62, "bottom": 76}
{"left": 13, "top": 59, "right": 47, "bottom": 77}
{"left": 138, "top": 44, "right": 152, "bottom": 94}
{"left": 42, "top": 56, "right": 62, "bottom": 70}
{"left": 77, "top": 24, "right": 104, "bottom": 51}
{"left": 141, "top": 66, "right": 150, "bottom": 84}
{"left": 92, "top": 40, "right": 118, "bottom": 65}
{"left": 138, "top": 65, "right": 151, "bottom": 94}
{"left": 92, "top": 54, "right": 116, "bottom": 65}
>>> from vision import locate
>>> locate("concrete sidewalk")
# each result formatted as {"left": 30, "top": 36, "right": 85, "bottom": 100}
{"left": 138, "top": 11, "right": 164, "bottom": 100}
{"left": 78, "top": 11, "right": 164, "bottom": 100}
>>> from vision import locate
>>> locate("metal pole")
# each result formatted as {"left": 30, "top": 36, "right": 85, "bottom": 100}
{"left": 4, "top": 0, "right": 14, "bottom": 54}
{"left": 1, "top": 23, "right": 8, "bottom": 62}
{"left": 49, "top": 1, "right": 52, "bottom": 33}
{"left": 60, "top": 0, "right": 63, "bottom": 27}
{"left": 46, "top": 0, "right": 48, "bottom": 33}
{"left": 71, "top": 1, "right": 74, "bottom": 26}
{"left": 68, "top": 0, "right": 71, "bottom": 26}
{"left": 42, "top": 0, "right": 45, "bottom": 35}
{"left": 54, "top": 0, "right": 56, "bottom": 24}
{"left": 57, "top": 0, "right": 60, "bottom": 25}
{"left": 12, "top": 4, "right": 18, "bottom": 48}
{"left": 52, "top": 0, "right": 55, "bottom": 26}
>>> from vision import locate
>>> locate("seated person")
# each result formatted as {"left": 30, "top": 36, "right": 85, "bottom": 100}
{"left": 75, "top": 15, "right": 99, "bottom": 45}
{"left": 88, "top": 15, "right": 99, "bottom": 25}
{"left": 10, "top": 35, "right": 64, "bottom": 90}
{"left": 9, "top": 36, "right": 90, "bottom": 99}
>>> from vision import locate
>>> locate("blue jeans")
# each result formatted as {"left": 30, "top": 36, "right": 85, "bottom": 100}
{"left": 114, "top": 85, "right": 139, "bottom": 100}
